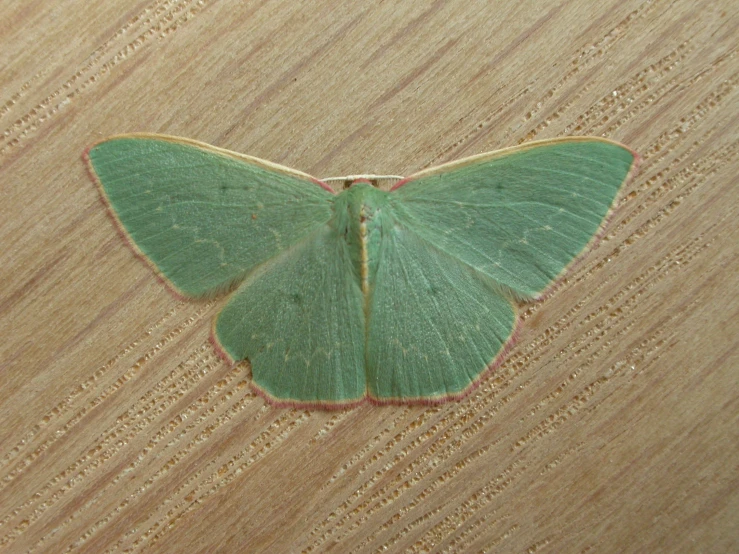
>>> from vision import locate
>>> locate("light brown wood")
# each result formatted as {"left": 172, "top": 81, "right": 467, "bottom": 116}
{"left": 1, "top": 1, "right": 737, "bottom": 552}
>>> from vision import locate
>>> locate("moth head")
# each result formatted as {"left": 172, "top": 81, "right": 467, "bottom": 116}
{"left": 344, "top": 178, "right": 377, "bottom": 190}
{"left": 322, "top": 175, "right": 404, "bottom": 192}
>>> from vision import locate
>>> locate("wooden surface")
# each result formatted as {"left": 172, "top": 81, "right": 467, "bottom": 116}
{"left": 1, "top": 1, "right": 737, "bottom": 552}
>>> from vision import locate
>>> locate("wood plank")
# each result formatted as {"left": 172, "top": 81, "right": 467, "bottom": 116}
{"left": 0, "top": 0, "right": 736, "bottom": 552}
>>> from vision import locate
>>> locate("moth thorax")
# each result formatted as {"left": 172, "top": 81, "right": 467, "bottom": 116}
{"left": 333, "top": 182, "right": 389, "bottom": 293}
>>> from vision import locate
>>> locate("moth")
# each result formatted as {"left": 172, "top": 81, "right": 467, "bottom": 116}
{"left": 86, "top": 134, "right": 638, "bottom": 408}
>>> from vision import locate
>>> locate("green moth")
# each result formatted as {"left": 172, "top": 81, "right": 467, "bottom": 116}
{"left": 85, "top": 134, "right": 638, "bottom": 408}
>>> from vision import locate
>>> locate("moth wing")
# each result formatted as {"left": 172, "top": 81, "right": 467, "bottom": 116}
{"left": 86, "top": 134, "right": 334, "bottom": 297}
{"left": 214, "top": 226, "right": 366, "bottom": 406}
{"left": 390, "top": 138, "right": 638, "bottom": 299}
{"left": 367, "top": 224, "right": 516, "bottom": 402}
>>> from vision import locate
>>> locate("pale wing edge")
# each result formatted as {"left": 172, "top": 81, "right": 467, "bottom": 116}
{"left": 86, "top": 132, "right": 334, "bottom": 192}
{"left": 392, "top": 136, "right": 639, "bottom": 189}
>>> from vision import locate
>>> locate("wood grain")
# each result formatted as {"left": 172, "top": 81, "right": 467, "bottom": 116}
{"left": 1, "top": 0, "right": 737, "bottom": 552}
